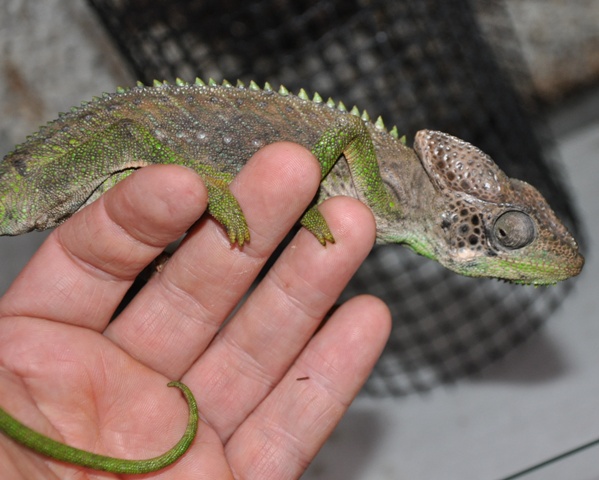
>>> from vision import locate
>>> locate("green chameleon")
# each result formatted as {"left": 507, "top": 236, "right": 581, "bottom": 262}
{"left": 0, "top": 78, "right": 584, "bottom": 473}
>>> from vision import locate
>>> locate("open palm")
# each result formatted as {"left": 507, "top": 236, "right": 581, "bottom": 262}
{"left": 0, "top": 143, "right": 390, "bottom": 479}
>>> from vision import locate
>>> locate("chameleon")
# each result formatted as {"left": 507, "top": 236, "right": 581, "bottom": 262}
{"left": 0, "top": 77, "right": 584, "bottom": 473}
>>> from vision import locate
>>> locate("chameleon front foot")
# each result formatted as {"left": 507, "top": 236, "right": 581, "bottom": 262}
{"left": 300, "top": 205, "right": 335, "bottom": 245}
{"left": 202, "top": 177, "right": 251, "bottom": 246}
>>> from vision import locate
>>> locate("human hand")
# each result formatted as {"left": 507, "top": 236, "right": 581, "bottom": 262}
{"left": 0, "top": 142, "right": 391, "bottom": 478}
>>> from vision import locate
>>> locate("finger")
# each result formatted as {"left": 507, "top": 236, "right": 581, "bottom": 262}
{"left": 105, "top": 142, "right": 322, "bottom": 377}
{"left": 0, "top": 165, "right": 207, "bottom": 331}
{"left": 184, "top": 195, "right": 377, "bottom": 438}
{"left": 226, "top": 295, "right": 391, "bottom": 479}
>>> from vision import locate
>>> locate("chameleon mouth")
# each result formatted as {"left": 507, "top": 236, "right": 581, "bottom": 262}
{"left": 454, "top": 251, "right": 585, "bottom": 285}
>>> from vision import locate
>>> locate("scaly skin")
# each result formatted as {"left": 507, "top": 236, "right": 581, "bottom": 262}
{"left": 0, "top": 78, "right": 584, "bottom": 472}
{"left": 0, "top": 381, "right": 198, "bottom": 473}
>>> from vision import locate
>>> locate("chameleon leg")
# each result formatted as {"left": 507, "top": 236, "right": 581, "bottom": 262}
{"left": 66, "top": 120, "right": 251, "bottom": 246}
{"left": 300, "top": 204, "right": 335, "bottom": 245}
{"left": 121, "top": 121, "right": 251, "bottom": 246}
{"left": 0, "top": 381, "right": 198, "bottom": 474}
{"left": 196, "top": 170, "right": 251, "bottom": 246}
{"left": 306, "top": 115, "right": 398, "bottom": 242}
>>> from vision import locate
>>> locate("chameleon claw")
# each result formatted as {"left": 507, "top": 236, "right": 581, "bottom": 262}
{"left": 228, "top": 226, "right": 251, "bottom": 247}
{"left": 300, "top": 205, "right": 335, "bottom": 245}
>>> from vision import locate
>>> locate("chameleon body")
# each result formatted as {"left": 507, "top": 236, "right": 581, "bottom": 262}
{"left": 0, "top": 78, "right": 584, "bottom": 472}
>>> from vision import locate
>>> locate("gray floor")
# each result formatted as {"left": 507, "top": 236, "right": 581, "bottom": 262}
{"left": 1, "top": 2, "right": 598, "bottom": 479}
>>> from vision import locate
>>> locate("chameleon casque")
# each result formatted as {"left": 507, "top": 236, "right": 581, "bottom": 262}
{"left": 0, "top": 78, "right": 584, "bottom": 473}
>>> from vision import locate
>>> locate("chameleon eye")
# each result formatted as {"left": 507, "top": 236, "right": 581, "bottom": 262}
{"left": 493, "top": 211, "right": 535, "bottom": 249}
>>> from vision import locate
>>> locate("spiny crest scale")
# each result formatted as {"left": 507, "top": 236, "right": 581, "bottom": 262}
{"left": 298, "top": 88, "right": 309, "bottom": 101}
{"left": 17, "top": 77, "right": 402, "bottom": 158}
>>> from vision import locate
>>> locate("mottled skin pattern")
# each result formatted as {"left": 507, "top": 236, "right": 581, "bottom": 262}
{"left": 0, "top": 78, "right": 584, "bottom": 473}
{"left": 413, "top": 131, "right": 584, "bottom": 281}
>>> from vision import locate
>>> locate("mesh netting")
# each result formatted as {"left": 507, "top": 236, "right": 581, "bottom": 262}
{"left": 87, "top": 0, "right": 583, "bottom": 395}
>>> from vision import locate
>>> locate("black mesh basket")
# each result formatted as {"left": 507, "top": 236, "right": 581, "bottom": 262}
{"left": 87, "top": 0, "right": 584, "bottom": 395}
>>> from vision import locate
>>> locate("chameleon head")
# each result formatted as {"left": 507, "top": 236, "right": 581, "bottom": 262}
{"left": 412, "top": 130, "right": 584, "bottom": 285}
